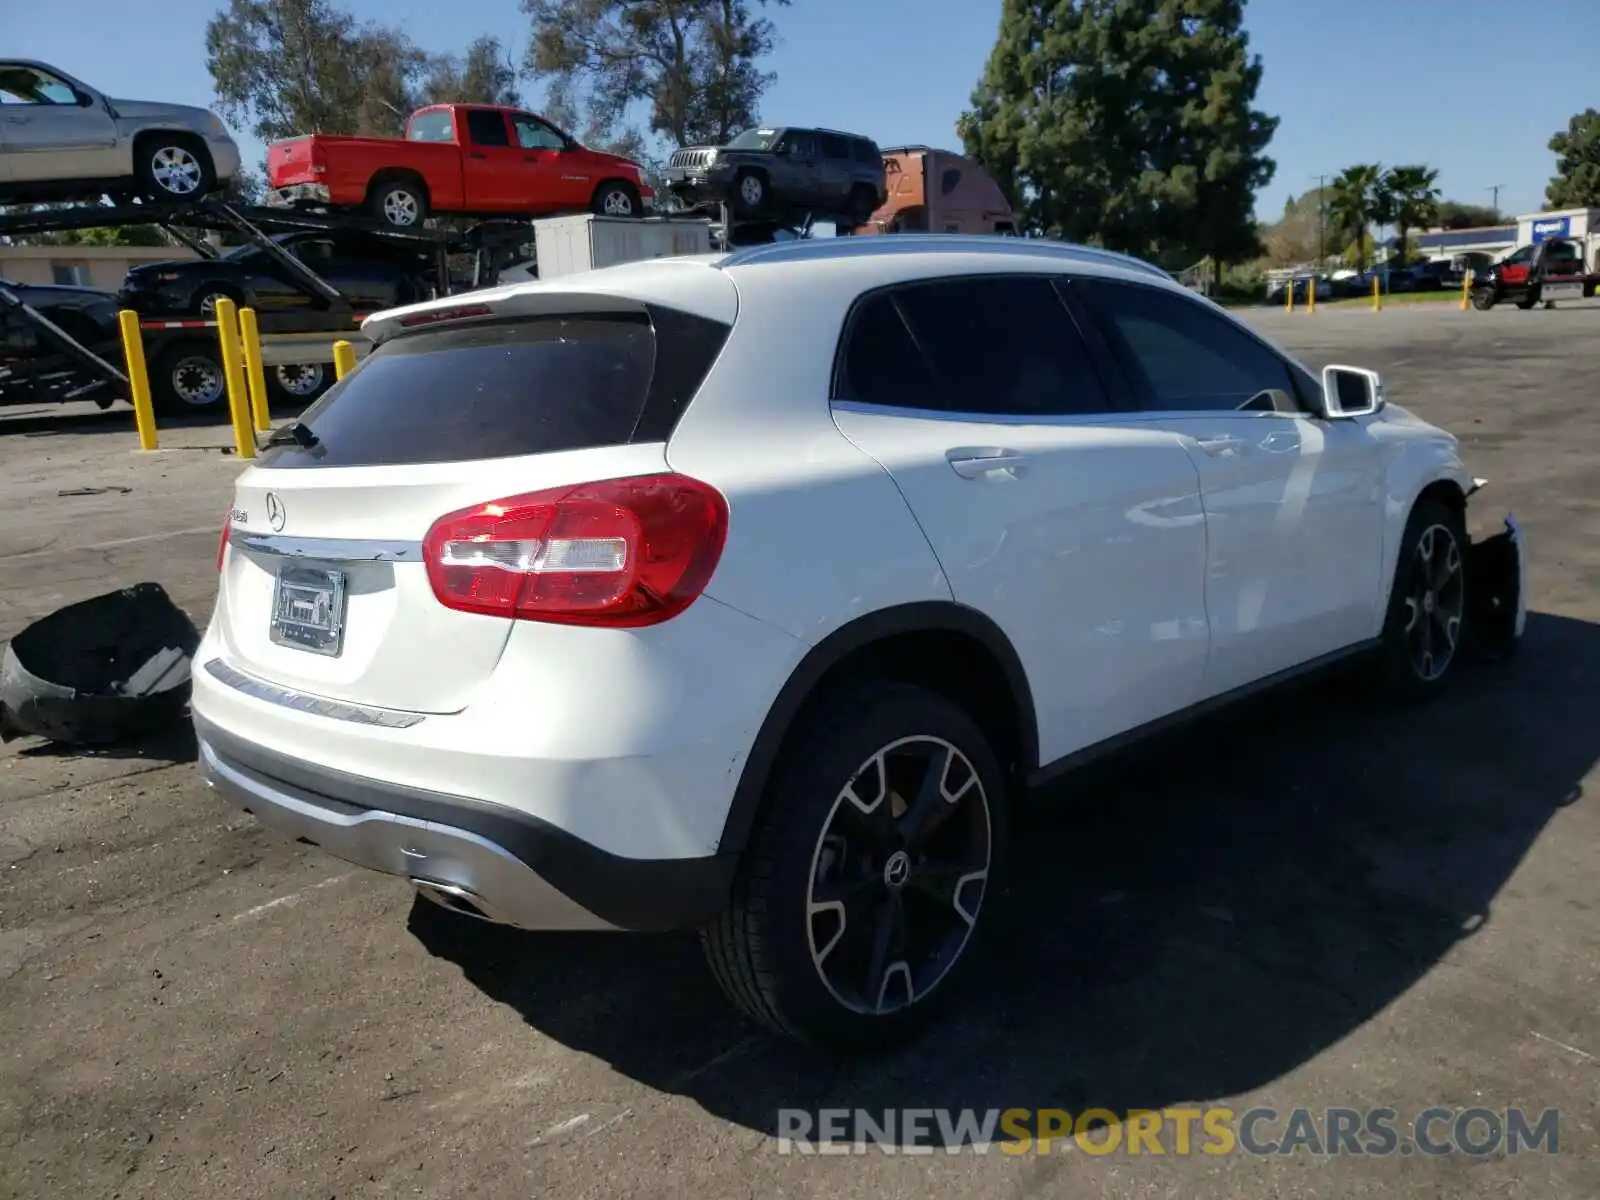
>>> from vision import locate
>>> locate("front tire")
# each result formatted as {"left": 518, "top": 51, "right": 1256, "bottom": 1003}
{"left": 591, "top": 181, "right": 641, "bottom": 217}
{"left": 1375, "top": 498, "right": 1469, "bottom": 699}
{"left": 1470, "top": 290, "right": 1495, "bottom": 311}
{"left": 732, "top": 169, "right": 768, "bottom": 217}
{"left": 702, "top": 682, "right": 1006, "bottom": 1051}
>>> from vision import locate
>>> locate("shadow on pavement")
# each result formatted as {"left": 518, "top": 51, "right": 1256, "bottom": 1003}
{"left": 410, "top": 611, "right": 1595, "bottom": 1146}
{"left": 11, "top": 719, "right": 198, "bottom": 765}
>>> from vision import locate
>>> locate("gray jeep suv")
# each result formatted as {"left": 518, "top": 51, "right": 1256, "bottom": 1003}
{"left": 665, "top": 126, "right": 887, "bottom": 225}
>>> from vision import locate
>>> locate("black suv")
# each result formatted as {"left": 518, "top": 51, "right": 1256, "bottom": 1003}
{"left": 665, "top": 126, "right": 887, "bottom": 225}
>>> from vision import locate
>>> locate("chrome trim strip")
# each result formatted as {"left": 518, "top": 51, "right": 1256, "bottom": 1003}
{"left": 203, "top": 658, "right": 426, "bottom": 728}
{"left": 232, "top": 531, "right": 424, "bottom": 562}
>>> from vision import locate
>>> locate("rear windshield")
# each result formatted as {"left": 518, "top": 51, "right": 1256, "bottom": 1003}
{"left": 261, "top": 308, "right": 730, "bottom": 470}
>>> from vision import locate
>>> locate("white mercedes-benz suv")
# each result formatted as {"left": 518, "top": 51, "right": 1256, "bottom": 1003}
{"left": 192, "top": 235, "right": 1525, "bottom": 1050}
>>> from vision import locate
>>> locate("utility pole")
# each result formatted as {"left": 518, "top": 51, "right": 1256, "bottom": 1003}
{"left": 1309, "top": 173, "right": 1327, "bottom": 270}
{"left": 1488, "top": 183, "right": 1504, "bottom": 219}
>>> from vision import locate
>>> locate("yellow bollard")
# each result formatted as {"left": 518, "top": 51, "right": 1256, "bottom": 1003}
{"left": 212, "top": 297, "right": 256, "bottom": 460}
{"left": 1459, "top": 269, "right": 1473, "bottom": 311}
{"left": 1372, "top": 275, "right": 1381, "bottom": 312}
{"left": 116, "top": 310, "right": 158, "bottom": 451}
{"left": 1285, "top": 278, "right": 1294, "bottom": 313}
{"left": 1307, "top": 276, "right": 1317, "bottom": 313}
{"left": 237, "top": 307, "right": 272, "bottom": 433}
{"left": 332, "top": 339, "right": 357, "bottom": 381}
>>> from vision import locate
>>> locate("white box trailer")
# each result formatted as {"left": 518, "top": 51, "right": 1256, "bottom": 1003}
{"left": 530, "top": 214, "right": 715, "bottom": 281}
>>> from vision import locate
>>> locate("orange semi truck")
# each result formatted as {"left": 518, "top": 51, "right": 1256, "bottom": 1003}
{"left": 851, "top": 146, "right": 1017, "bottom": 236}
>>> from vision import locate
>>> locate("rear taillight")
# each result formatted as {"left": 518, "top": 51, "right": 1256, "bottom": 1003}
{"left": 218, "top": 514, "right": 231, "bottom": 571}
{"left": 422, "top": 473, "right": 728, "bottom": 627}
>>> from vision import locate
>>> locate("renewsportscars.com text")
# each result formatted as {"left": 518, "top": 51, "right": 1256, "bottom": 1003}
{"left": 775, "top": 1106, "right": 1560, "bottom": 1156}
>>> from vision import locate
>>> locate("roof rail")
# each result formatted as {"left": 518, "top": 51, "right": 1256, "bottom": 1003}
{"left": 716, "top": 234, "right": 1173, "bottom": 280}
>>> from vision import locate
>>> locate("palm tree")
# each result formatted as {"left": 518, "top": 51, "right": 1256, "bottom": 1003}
{"left": 1328, "top": 164, "right": 1383, "bottom": 271}
{"left": 1382, "top": 165, "right": 1440, "bottom": 268}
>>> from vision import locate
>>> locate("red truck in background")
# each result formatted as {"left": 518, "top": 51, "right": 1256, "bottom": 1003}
{"left": 267, "top": 104, "right": 654, "bottom": 229}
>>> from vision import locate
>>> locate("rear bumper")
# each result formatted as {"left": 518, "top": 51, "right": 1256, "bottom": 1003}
{"left": 196, "top": 713, "right": 737, "bottom": 931}
{"left": 267, "top": 183, "right": 332, "bottom": 207}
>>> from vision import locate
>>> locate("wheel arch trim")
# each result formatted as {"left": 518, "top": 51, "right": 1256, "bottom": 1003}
{"left": 715, "top": 600, "right": 1039, "bottom": 857}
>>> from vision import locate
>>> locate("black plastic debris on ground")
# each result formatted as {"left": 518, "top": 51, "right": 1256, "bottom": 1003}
{"left": 0, "top": 583, "right": 201, "bottom": 746}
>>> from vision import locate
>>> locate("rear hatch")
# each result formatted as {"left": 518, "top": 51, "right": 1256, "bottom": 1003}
{"left": 215, "top": 296, "right": 733, "bottom": 714}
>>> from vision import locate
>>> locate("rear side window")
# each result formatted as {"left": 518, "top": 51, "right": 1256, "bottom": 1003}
{"left": 851, "top": 140, "right": 880, "bottom": 165}
{"left": 835, "top": 293, "right": 940, "bottom": 409}
{"left": 1076, "top": 279, "right": 1297, "bottom": 412}
{"left": 262, "top": 308, "right": 730, "bottom": 469}
{"left": 892, "top": 276, "right": 1114, "bottom": 417}
{"left": 819, "top": 134, "right": 850, "bottom": 159}
{"left": 465, "top": 109, "right": 509, "bottom": 147}
{"left": 408, "top": 110, "right": 453, "bottom": 143}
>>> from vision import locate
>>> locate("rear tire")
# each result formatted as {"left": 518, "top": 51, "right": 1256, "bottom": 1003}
{"left": 269, "top": 362, "right": 331, "bottom": 407}
{"left": 1515, "top": 296, "right": 1538, "bottom": 310}
{"left": 702, "top": 681, "right": 1006, "bottom": 1052}
{"left": 847, "top": 184, "right": 879, "bottom": 225}
{"left": 368, "top": 179, "right": 428, "bottom": 228}
{"left": 134, "top": 135, "right": 215, "bottom": 202}
{"left": 1374, "top": 498, "right": 1469, "bottom": 700}
{"left": 149, "top": 340, "right": 229, "bottom": 418}
{"left": 193, "top": 287, "right": 241, "bottom": 318}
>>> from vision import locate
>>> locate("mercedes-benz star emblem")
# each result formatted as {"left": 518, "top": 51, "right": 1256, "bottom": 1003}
{"left": 883, "top": 850, "right": 911, "bottom": 890}
{"left": 265, "top": 493, "right": 286, "bottom": 532}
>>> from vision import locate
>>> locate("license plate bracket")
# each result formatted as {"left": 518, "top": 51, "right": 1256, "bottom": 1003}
{"left": 270, "top": 565, "right": 348, "bottom": 657}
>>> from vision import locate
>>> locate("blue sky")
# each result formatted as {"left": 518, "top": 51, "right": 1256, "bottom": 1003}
{"left": 9, "top": 0, "right": 1598, "bottom": 220}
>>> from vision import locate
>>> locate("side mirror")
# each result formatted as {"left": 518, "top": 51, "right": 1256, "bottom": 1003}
{"left": 1320, "top": 364, "right": 1385, "bottom": 419}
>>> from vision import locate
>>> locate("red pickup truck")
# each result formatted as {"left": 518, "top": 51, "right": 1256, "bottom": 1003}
{"left": 267, "top": 104, "right": 654, "bottom": 229}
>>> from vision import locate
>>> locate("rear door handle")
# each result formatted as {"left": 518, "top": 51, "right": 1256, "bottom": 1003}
{"left": 947, "top": 449, "right": 1027, "bottom": 479}
{"left": 469, "top": 151, "right": 487, "bottom": 159}
{"left": 1193, "top": 435, "right": 1244, "bottom": 457}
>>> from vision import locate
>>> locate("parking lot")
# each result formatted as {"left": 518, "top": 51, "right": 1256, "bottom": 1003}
{"left": 1, "top": 302, "right": 1597, "bottom": 1199}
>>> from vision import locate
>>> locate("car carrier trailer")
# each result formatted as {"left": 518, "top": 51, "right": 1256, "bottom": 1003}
{"left": 0, "top": 198, "right": 725, "bottom": 418}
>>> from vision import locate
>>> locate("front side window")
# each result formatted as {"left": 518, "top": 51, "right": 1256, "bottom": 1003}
{"left": 0, "top": 65, "right": 77, "bottom": 106}
{"left": 777, "top": 131, "right": 817, "bottom": 157}
{"left": 512, "top": 114, "right": 565, "bottom": 151}
{"left": 1077, "top": 279, "right": 1299, "bottom": 413}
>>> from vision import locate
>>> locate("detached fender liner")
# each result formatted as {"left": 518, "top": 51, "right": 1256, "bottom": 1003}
{"left": 193, "top": 715, "right": 737, "bottom": 932}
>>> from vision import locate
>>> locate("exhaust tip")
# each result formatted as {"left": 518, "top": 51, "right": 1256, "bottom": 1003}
{"left": 411, "top": 880, "right": 493, "bottom": 922}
